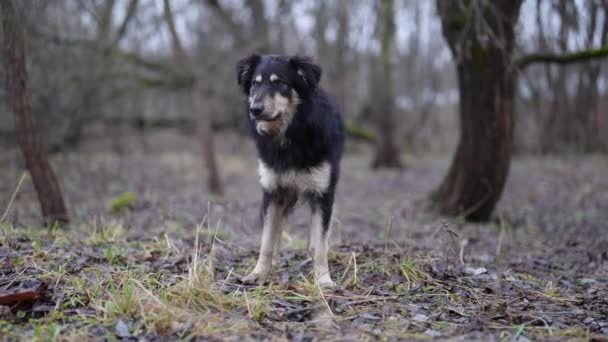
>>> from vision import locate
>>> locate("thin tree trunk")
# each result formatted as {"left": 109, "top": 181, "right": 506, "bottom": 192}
{"left": 1, "top": 0, "right": 69, "bottom": 224}
{"left": 313, "top": 1, "right": 329, "bottom": 62}
{"left": 334, "top": 0, "right": 348, "bottom": 113}
{"left": 372, "top": 0, "right": 401, "bottom": 169}
{"left": 163, "top": 0, "right": 223, "bottom": 195}
{"left": 193, "top": 82, "right": 223, "bottom": 194}
{"left": 432, "top": 0, "right": 522, "bottom": 221}
{"left": 248, "top": 0, "right": 270, "bottom": 52}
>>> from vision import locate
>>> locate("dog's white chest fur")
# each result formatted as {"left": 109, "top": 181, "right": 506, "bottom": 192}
{"left": 258, "top": 160, "right": 331, "bottom": 194}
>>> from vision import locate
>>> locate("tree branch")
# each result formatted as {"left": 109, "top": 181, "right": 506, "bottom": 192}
{"left": 162, "top": 0, "right": 190, "bottom": 70}
{"left": 517, "top": 46, "right": 608, "bottom": 69}
{"left": 200, "top": 0, "right": 246, "bottom": 44}
{"left": 29, "top": 27, "right": 186, "bottom": 80}
{"left": 114, "top": 0, "right": 139, "bottom": 45}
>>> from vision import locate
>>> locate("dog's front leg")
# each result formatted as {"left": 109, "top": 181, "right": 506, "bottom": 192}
{"left": 272, "top": 217, "right": 284, "bottom": 266}
{"left": 243, "top": 192, "right": 285, "bottom": 284}
{"left": 310, "top": 192, "right": 335, "bottom": 288}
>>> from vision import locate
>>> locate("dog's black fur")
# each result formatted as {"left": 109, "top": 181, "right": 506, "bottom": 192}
{"left": 236, "top": 54, "right": 344, "bottom": 285}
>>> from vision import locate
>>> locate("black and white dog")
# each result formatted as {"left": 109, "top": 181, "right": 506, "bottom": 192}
{"left": 236, "top": 54, "right": 345, "bottom": 287}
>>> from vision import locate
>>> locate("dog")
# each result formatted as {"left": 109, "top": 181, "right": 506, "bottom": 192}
{"left": 236, "top": 54, "right": 345, "bottom": 287}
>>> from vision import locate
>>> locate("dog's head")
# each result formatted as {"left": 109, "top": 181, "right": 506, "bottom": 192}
{"left": 236, "top": 54, "right": 322, "bottom": 136}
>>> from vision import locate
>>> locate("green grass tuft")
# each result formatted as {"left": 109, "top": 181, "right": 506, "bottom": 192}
{"left": 110, "top": 192, "right": 137, "bottom": 213}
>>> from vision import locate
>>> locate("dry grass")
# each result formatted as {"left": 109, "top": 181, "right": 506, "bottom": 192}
{"left": 1, "top": 219, "right": 605, "bottom": 341}
{"left": 1, "top": 151, "right": 607, "bottom": 340}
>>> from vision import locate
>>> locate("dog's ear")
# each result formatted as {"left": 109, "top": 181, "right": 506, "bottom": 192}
{"left": 289, "top": 56, "right": 322, "bottom": 94}
{"left": 236, "top": 54, "right": 261, "bottom": 94}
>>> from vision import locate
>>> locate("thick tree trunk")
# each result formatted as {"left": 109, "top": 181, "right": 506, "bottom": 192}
{"left": 433, "top": 0, "right": 522, "bottom": 221}
{"left": 1, "top": 0, "right": 69, "bottom": 224}
{"left": 372, "top": 0, "right": 401, "bottom": 169}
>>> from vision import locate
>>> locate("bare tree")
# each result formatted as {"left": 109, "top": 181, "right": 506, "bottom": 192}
{"left": 399, "top": 1, "right": 442, "bottom": 149}
{"left": 29, "top": 1, "right": 224, "bottom": 195}
{"left": 517, "top": 0, "right": 608, "bottom": 153}
{"left": 248, "top": 0, "right": 270, "bottom": 52}
{"left": 432, "top": 0, "right": 523, "bottom": 221}
{"left": 1, "top": 0, "right": 68, "bottom": 224}
{"left": 372, "top": 0, "right": 402, "bottom": 169}
{"left": 433, "top": 0, "right": 608, "bottom": 221}
{"left": 163, "top": 0, "right": 223, "bottom": 195}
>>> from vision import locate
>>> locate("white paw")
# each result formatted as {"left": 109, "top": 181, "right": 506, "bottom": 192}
{"left": 316, "top": 273, "right": 336, "bottom": 288}
{"left": 241, "top": 271, "right": 269, "bottom": 285}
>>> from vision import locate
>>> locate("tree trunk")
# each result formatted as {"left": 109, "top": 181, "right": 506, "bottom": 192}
{"left": 372, "top": 0, "right": 401, "bottom": 169}
{"left": 432, "top": 0, "right": 522, "bottom": 221}
{"left": 248, "top": 0, "right": 270, "bottom": 52}
{"left": 163, "top": 0, "right": 223, "bottom": 195}
{"left": 192, "top": 82, "right": 223, "bottom": 194}
{"left": 334, "top": 0, "right": 348, "bottom": 114}
{"left": 1, "top": 0, "right": 69, "bottom": 224}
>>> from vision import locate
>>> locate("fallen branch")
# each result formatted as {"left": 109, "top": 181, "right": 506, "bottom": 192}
{"left": 0, "top": 284, "right": 46, "bottom": 306}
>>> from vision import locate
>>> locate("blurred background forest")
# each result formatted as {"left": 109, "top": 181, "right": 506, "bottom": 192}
{"left": 2, "top": 1, "right": 608, "bottom": 339}
{"left": 1, "top": 0, "right": 606, "bottom": 155}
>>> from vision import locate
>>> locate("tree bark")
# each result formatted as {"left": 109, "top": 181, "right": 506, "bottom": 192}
{"left": 1, "top": 0, "right": 69, "bottom": 224}
{"left": 432, "top": 0, "right": 522, "bottom": 221}
{"left": 372, "top": 0, "right": 402, "bottom": 169}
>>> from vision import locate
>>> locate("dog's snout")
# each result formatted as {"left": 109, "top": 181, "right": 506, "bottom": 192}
{"left": 249, "top": 103, "right": 264, "bottom": 117}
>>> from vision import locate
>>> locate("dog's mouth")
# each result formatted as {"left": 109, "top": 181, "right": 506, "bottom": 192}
{"left": 252, "top": 113, "right": 281, "bottom": 122}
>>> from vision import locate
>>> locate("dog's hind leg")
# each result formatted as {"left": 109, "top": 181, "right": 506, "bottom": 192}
{"left": 272, "top": 190, "right": 297, "bottom": 265}
{"left": 310, "top": 192, "right": 335, "bottom": 288}
{"left": 272, "top": 221, "right": 284, "bottom": 266}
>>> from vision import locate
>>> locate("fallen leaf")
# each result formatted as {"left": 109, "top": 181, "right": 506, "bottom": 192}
{"left": 115, "top": 319, "right": 131, "bottom": 338}
{"left": 464, "top": 267, "right": 487, "bottom": 276}
{"left": 413, "top": 313, "right": 429, "bottom": 322}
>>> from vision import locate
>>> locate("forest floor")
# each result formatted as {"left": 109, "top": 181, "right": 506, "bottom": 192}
{"left": 0, "top": 131, "right": 607, "bottom": 341}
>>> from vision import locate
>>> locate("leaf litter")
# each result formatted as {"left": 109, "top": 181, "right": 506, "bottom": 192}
{"left": 0, "top": 134, "right": 607, "bottom": 340}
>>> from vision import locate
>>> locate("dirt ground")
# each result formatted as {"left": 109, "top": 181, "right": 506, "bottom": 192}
{"left": 1, "top": 131, "right": 607, "bottom": 341}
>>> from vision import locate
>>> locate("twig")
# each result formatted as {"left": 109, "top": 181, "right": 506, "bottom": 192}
{"left": 353, "top": 252, "right": 358, "bottom": 286}
{"left": 530, "top": 315, "right": 553, "bottom": 336}
{"left": 0, "top": 172, "right": 27, "bottom": 224}
{"left": 530, "top": 290, "right": 580, "bottom": 303}
{"left": 496, "top": 215, "right": 506, "bottom": 259}
{"left": 132, "top": 279, "right": 164, "bottom": 306}
{"left": 163, "top": 233, "right": 181, "bottom": 255}
{"left": 441, "top": 222, "right": 460, "bottom": 263}
{"left": 280, "top": 304, "right": 324, "bottom": 317}
{"left": 459, "top": 238, "right": 468, "bottom": 265}
{"left": 383, "top": 216, "right": 393, "bottom": 254}
{"left": 339, "top": 252, "right": 354, "bottom": 284}
{"left": 221, "top": 267, "right": 234, "bottom": 289}
{"left": 316, "top": 282, "right": 334, "bottom": 317}
{"left": 2, "top": 267, "right": 28, "bottom": 290}
{"left": 338, "top": 296, "right": 396, "bottom": 307}
{"left": 243, "top": 289, "right": 253, "bottom": 319}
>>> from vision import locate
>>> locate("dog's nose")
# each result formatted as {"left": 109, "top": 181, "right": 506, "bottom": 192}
{"left": 249, "top": 103, "right": 264, "bottom": 117}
